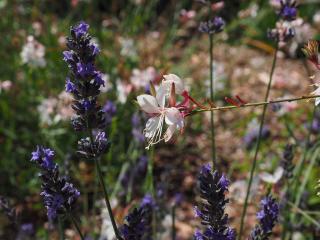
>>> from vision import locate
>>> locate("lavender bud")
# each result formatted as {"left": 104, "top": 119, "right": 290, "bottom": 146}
{"left": 279, "top": 0, "right": 298, "bottom": 21}
{"left": 77, "top": 131, "right": 109, "bottom": 158}
{"left": 121, "top": 195, "right": 154, "bottom": 240}
{"left": 249, "top": 195, "right": 279, "bottom": 240}
{"left": 199, "top": 17, "right": 225, "bottom": 35}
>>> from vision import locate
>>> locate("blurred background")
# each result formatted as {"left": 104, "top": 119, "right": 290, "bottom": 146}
{"left": 1, "top": 0, "right": 320, "bottom": 239}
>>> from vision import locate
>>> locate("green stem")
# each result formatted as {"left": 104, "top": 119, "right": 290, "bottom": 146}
{"left": 87, "top": 127, "right": 122, "bottom": 240}
{"left": 189, "top": 94, "right": 320, "bottom": 114}
{"left": 68, "top": 212, "right": 85, "bottom": 240}
{"left": 294, "top": 148, "right": 319, "bottom": 208}
{"left": 209, "top": 33, "right": 217, "bottom": 169}
{"left": 58, "top": 216, "right": 64, "bottom": 240}
{"left": 95, "top": 157, "right": 123, "bottom": 240}
{"left": 292, "top": 106, "right": 316, "bottom": 188}
{"left": 172, "top": 205, "right": 176, "bottom": 240}
{"left": 287, "top": 201, "right": 320, "bottom": 229}
{"left": 238, "top": 44, "right": 278, "bottom": 240}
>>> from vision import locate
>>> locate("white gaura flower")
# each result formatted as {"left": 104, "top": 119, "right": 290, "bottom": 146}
{"left": 162, "top": 74, "right": 185, "bottom": 94}
{"left": 260, "top": 167, "right": 284, "bottom": 184}
{"left": 137, "top": 85, "right": 184, "bottom": 149}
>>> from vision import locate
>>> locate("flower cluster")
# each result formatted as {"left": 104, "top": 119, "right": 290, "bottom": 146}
{"left": 268, "top": 0, "right": 298, "bottom": 45}
{"left": 137, "top": 74, "right": 191, "bottom": 149}
{"left": 194, "top": 164, "right": 236, "bottom": 240}
{"left": 30, "top": 146, "right": 80, "bottom": 220}
{"left": 198, "top": 0, "right": 225, "bottom": 35}
{"left": 199, "top": 17, "right": 225, "bottom": 35}
{"left": 249, "top": 195, "right": 279, "bottom": 240}
{"left": 120, "top": 195, "right": 154, "bottom": 240}
{"left": 63, "top": 21, "right": 108, "bottom": 158}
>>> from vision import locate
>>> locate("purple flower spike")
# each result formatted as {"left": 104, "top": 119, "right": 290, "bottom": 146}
{"left": 249, "top": 195, "right": 279, "bottom": 239}
{"left": 194, "top": 167, "right": 236, "bottom": 240}
{"left": 30, "top": 146, "right": 80, "bottom": 221}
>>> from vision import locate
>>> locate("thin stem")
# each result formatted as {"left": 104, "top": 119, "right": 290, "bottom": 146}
{"left": 171, "top": 205, "right": 176, "bottom": 240}
{"left": 294, "top": 147, "right": 319, "bottom": 209}
{"left": 58, "top": 216, "right": 64, "bottom": 240}
{"left": 292, "top": 106, "right": 316, "bottom": 188}
{"left": 238, "top": 44, "right": 279, "bottom": 240}
{"left": 86, "top": 126, "right": 122, "bottom": 240}
{"left": 68, "top": 212, "right": 85, "bottom": 240}
{"left": 287, "top": 201, "right": 320, "bottom": 228}
{"left": 95, "top": 157, "right": 123, "bottom": 240}
{"left": 188, "top": 94, "right": 320, "bottom": 114}
{"left": 209, "top": 33, "right": 217, "bottom": 169}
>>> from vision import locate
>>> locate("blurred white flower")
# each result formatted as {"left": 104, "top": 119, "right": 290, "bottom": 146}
{"left": 238, "top": 3, "right": 258, "bottom": 18}
{"left": 179, "top": 9, "right": 196, "bottom": 23}
{"left": 37, "top": 91, "right": 73, "bottom": 125}
{"left": 313, "top": 11, "right": 320, "bottom": 25}
{"left": 0, "top": 80, "right": 12, "bottom": 93}
{"left": 205, "top": 62, "right": 226, "bottom": 97}
{"left": 20, "top": 36, "right": 46, "bottom": 67}
{"left": 99, "top": 199, "right": 118, "bottom": 240}
{"left": 58, "top": 35, "right": 66, "bottom": 47}
{"left": 288, "top": 18, "right": 314, "bottom": 57}
{"left": 32, "top": 21, "right": 42, "bottom": 36}
{"left": 130, "top": 67, "right": 157, "bottom": 89}
{"left": 229, "top": 177, "right": 260, "bottom": 204}
{"left": 119, "top": 37, "right": 137, "bottom": 58}
{"left": 100, "top": 73, "right": 112, "bottom": 93}
{"left": 260, "top": 167, "right": 284, "bottom": 184}
{"left": 37, "top": 97, "right": 58, "bottom": 125}
{"left": 117, "top": 80, "right": 132, "bottom": 104}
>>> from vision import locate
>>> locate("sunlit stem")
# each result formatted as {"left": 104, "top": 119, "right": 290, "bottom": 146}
{"left": 188, "top": 95, "right": 320, "bottom": 114}
{"left": 238, "top": 43, "right": 279, "bottom": 240}
{"left": 68, "top": 212, "right": 85, "bottom": 240}
{"left": 209, "top": 33, "right": 217, "bottom": 169}
{"left": 87, "top": 126, "right": 123, "bottom": 240}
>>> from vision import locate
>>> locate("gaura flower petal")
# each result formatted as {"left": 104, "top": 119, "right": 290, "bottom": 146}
{"left": 163, "top": 74, "right": 185, "bottom": 94}
{"left": 156, "top": 85, "right": 166, "bottom": 108}
{"left": 137, "top": 94, "right": 160, "bottom": 113}
{"left": 164, "top": 124, "right": 176, "bottom": 142}
{"left": 273, "top": 167, "right": 284, "bottom": 182}
{"left": 260, "top": 167, "right": 284, "bottom": 184}
{"left": 144, "top": 116, "right": 161, "bottom": 138}
{"left": 165, "top": 107, "right": 183, "bottom": 126}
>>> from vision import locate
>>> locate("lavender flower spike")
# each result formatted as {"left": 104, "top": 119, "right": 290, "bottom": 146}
{"left": 30, "top": 146, "right": 80, "bottom": 220}
{"left": 194, "top": 164, "right": 236, "bottom": 240}
{"left": 249, "top": 195, "right": 279, "bottom": 240}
